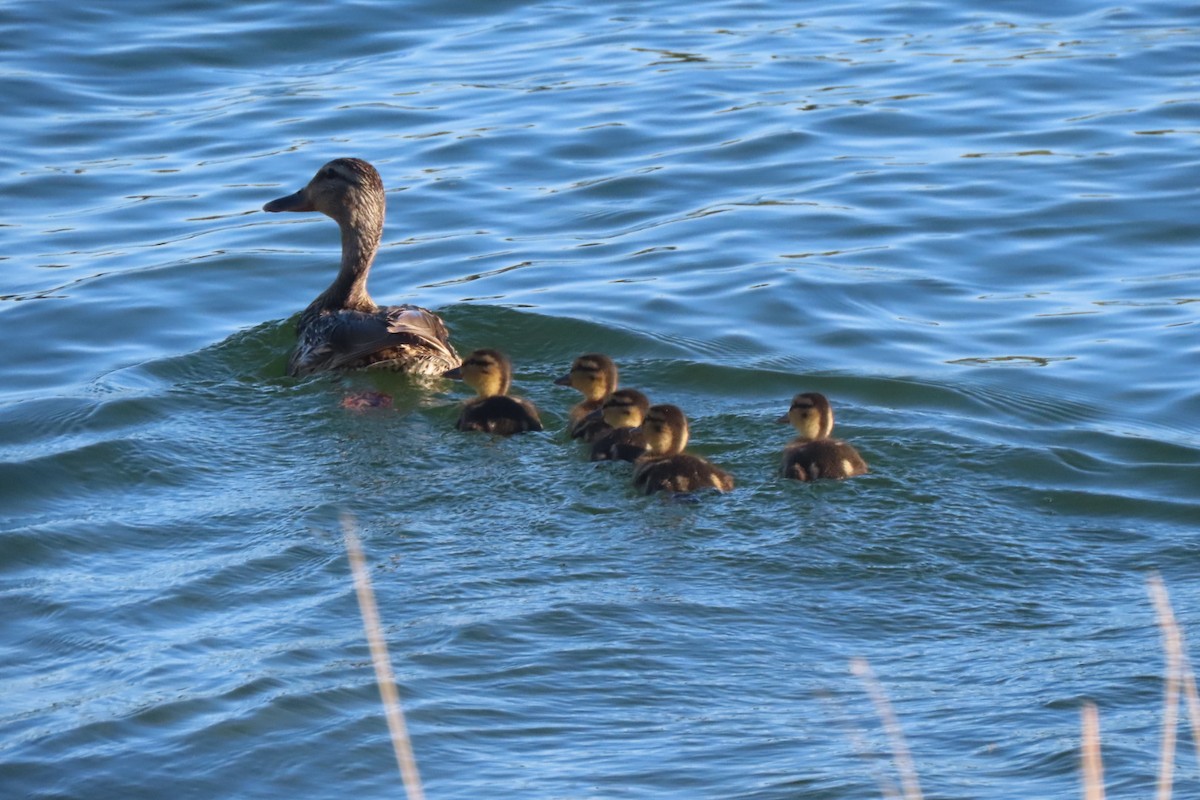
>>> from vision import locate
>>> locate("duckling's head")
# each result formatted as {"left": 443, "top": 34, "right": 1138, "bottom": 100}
{"left": 601, "top": 389, "right": 650, "bottom": 430}
{"left": 554, "top": 353, "right": 617, "bottom": 401}
{"left": 778, "top": 392, "right": 834, "bottom": 441}
{"left": 641, "top": 403, "right": 689, "bottom": 457}
{"left": 448, "top": 349, "right": 513, "bottom": 398}
{"left": 263, "top": 158, "right": 386, "bottom": 232}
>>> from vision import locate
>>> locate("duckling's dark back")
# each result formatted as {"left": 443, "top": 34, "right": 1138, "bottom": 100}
{"left": 633, "top": 454, "right": 734, "bottom": 495}
{"left": 781, "top": 439, "right": 867, "bottom": 481}
{"left": 590, "top": 426, "right": 647, "bottom": 462}
{"left": 456, "top": 395, "right": 543, "bottom": 436}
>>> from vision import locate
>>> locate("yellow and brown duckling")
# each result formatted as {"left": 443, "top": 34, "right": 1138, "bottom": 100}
{"left": 588, "top": 389, "right": 650, "bottom": 462}
{"left": 263, "top": 158, "right": 459, "bottom": 377}
{"left": 632, "top": 404, "right": 734, "bottom": 495}
{"left": 444, "top": 349, "right": 543, "bottom": 435}
{"left": 778, "top": 392, "right": 868, "bottom": 481}
{"left": 554, "top": 353, "right": 618, "bottom": 441}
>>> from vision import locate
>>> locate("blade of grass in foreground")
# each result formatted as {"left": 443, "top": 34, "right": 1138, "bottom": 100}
{"left": 343, "top": 514, "right": 426, "bottom": 800}
{"left": 1152, "top": 575, "right": 1200, "bottom": 768}
{"left": 1080, "top": 702, "right": 1104, "bottom": 800}
{"left": 1149, "top": 574, "right": 1184, "bottom": 800}
{"left": 850, "top": 657, "right": 923, "bottom": 800}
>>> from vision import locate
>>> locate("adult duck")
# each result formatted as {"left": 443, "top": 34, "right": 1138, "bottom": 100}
{"left": 263, "top": 157, "right": 460, "bottom": 377}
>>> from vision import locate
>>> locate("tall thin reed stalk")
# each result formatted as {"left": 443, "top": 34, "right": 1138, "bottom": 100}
{"left": 1080, "top": 702, "right": 1104, "bottom": 800}
{"left": 850, "top": 657, "right": 924, "bottom": 800}
{"left": 342, "top": 514, "right": 426, "bottom": 800}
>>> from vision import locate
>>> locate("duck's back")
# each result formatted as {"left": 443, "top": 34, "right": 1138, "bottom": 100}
{"left": 589, "top": 427, "right": 647, "bottom": 462}
{"left": 456, "top": 395, "right": 543, "bottom": 436}
{"left": 568, "top": 402, "right": 610, "bottom": 442}
{"left": 633, "top": 454, "right": 734, "bottom": 495}
{"left": 290, "top": 304, "right": 459, "bottom": 377}
{"left": 781, "top": 439, "right": 868, "bottom": 481}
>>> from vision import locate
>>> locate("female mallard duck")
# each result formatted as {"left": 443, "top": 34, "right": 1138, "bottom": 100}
{"left": 589, "top": 389, "right": 650, "bottom": 462}
{"left": 444, "top": 349, "right": 543, "bottom": 435}
{"left": 779, "top": 392, "right": 868, "bottom": 481}
{"left": 553, "top": 353, "right": 618, "bottom": 441}
{"left": 263, "top": 157, "right": 460, "bottom": 377}
{"left": 633, "top": 404, "right": 734, "bottom": 495}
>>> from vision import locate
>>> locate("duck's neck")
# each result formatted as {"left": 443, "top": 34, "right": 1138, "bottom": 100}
{"left": 311, "top": 213, "right": 383, "bottom": 315}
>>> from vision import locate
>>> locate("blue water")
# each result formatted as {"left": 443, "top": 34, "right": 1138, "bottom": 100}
{"left": 2, "top": 1, "right": 1199, "bottom": 797}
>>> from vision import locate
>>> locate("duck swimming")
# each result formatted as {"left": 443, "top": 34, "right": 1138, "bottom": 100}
{"left": 445, "top": 349, "right": 543, "bottom": 435}
{"left": 778, "top": 392, "right": 868, "bottom": 481}
{"left": 554, "top": 353, "right": 618, "bottom": 441}
{"left": 632, "top": 404, "right": 734, "bottom": 495}
{"left": 589, "top": 388, "right": 650, "bottom": 462}
{"left": 263, "top": 157, "right": 460, "bottom": 377}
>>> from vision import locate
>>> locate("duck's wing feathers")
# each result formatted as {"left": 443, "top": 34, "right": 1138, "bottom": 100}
{"left": 289, "top": 305, "right": 459, "bottom": 376}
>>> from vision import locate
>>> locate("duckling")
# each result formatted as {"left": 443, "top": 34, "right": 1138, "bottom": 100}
{"left": 632, "top": 404, "right": 734, "bottom": 495}
{"left": 589, "top": 389, "right": 651, "bottom": 462}
{"left": 778, "top": 392, "right": 868, "bottom": 481}
{"left": 553, "top": 353, "right": 618, "bottom": 441}
{"left": 445, "top": 349, "right": 543, "bottom": 435}
{"left": 263, "top": 158, "right": 460, "bottom": 377}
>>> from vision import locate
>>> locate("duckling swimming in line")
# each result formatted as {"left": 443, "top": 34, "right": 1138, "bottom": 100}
{"left": 263, "top": 157, "right": 460, "bottom": 377}
{"left": 779, "top": 392, "right": 868, "bottom": 481}
{"left": 445, "top": 349, "right": 543, "bottom": 435}
{"left": 589, "top": 389, "right": 650, "bottom": 462}
{"left": 554, "top": 353, "right": 618, "bottom": 441}
{"left": 633, "top": 404, "right": 734, "bottom": 495}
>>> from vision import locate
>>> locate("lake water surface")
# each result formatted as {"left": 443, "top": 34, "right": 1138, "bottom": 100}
{"left": 2, "top": 1, "right": 1199, "bottom": 798}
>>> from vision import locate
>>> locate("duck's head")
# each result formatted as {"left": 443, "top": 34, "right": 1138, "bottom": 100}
{"left": 777, "top": 392, "right": 834, "bottom": 441}
{"left": 263, "top": 158, "right": 386, "bottom": 230}
{"left": 554, "top": 353, "right": 617, "bottom": 401}
{"left": 641, "top": 403, "right": 689, "bottom": 457}
{"left": 445, "top": 348, "right": 512, "bottom": 398}
{"left": 600, "top": 388, "right": 650, "bottom": 430}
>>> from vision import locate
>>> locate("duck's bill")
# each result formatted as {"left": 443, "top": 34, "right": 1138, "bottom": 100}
{"left": 775, "top": 414, "right": 790, "bottom": 424}
{"left": 443, "top": 366, "right": 463, "bottom": 379}
{"left": 263, "top": 189, "right": 315, "bottom": 213}
{"left": 553, "top": 373, "right": 572, "bottom": 386}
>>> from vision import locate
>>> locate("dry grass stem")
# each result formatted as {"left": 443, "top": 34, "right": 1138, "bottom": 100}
{"left": 850, "top": 657, "right": 924, "bottom": 800}
{"left": 343, "top": 515, "right": 426, "bottom": 800}
{"left": 1080, "top": 702, "right": 1105, "bottom": 800}
{"left": 1183, "top": 650, "right": 1200, "bottom": 766}
{"left": 1149, "top": 573, "right": 1186, "bottom": 800}
{"left": 817, "top": 691, "right": 903, "bottom": 800}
